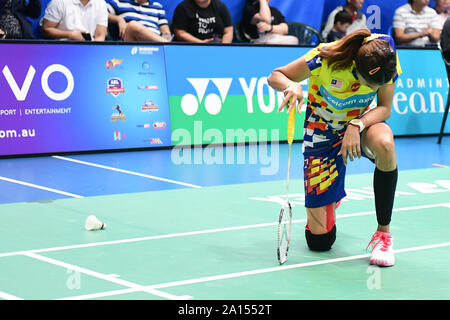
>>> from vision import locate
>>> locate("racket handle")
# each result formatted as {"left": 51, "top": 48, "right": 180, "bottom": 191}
{"left": 287, "top": 98, "right": 296, "bottom": 144}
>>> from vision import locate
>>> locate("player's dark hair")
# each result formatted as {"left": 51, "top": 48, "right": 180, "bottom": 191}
{"left": 318, "top": 29, "right": 397, "bottom": 86}
{"left": 334, "top": 9, "right": 353, "bottom": 25}
{"left": 355, "top": 37, "right": 397, "bottom": 86}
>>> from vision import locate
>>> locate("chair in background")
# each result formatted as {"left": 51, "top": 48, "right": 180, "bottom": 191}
{"left": 387, "top": 25, "right": 395, "bottom": 41}
{"left": 438, "top": 42, "right": 450, "bottom": 144}
{"left": 387, "top": 25, "right": 398, "bottom": 44}
{"left": 387, "top": 25, "right": 393, "bottom": 38}
{"left": 287, "top": 22, "right": 323, "bottom": 45}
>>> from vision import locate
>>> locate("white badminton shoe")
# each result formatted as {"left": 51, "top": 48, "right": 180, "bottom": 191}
{"left": 366, "top": 231, "right": 395, "bottom": 267}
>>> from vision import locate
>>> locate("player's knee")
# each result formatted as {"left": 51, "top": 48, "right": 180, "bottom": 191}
{"left": 373, "top": 137, "right": 396, "bottom": 160}
{"left": 305, "top": 225, "right": 336, "bottom": 251}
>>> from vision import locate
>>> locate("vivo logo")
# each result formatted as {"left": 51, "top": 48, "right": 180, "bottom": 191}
{"left": 2, "top": 64, "right": 74, "bottom": 101}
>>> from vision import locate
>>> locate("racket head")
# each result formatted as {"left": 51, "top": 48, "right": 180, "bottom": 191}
{"left": 277, "top": 200, "right": 293, "bottom": 265}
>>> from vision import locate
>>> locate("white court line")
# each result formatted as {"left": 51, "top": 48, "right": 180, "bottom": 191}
{"left": 58, "top": 240, "right": 450, "bottom": 300}
{"left": 0, "top": 202, "right": 449, "bottom": 258}
{"left": 0, "top": 176, "right": 83, "bottom": 198}
{"left": 24, "top": 252, "right": 192, "bottom": 300}
{"left": 432, "top": 163, "right": 449, "bottom": 168}
{"left": 52, "top": 155, "right": 201, "bottom": 189}
{"left": 0, "top": 221, "right": 280, "bottom": 258}
{"left": 151, "top": 241, "right": 450, "bottom": 290}
{"left": 57, "top": 288, "right": 136, "bottom": 300}
{"left": 0, "top": 291, "right": 23, "bottom": 300}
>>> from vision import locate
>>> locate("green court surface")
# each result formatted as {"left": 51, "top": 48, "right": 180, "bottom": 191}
{"left": 1, "top": 167, "right": 449, "bottom": 300}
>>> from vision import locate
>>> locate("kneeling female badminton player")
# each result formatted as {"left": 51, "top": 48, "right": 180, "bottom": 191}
{"left": 268, "top": 29, "right": 402, "bottom": 267}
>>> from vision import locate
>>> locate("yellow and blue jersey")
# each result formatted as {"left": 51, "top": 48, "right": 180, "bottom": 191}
{"left": 301, "top": 34, "right": 402, "bottom": 208}
{"left": 302, "top": 33, "right": 402, "bottom": 151}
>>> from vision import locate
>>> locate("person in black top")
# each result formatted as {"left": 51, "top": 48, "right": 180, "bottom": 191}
{"left": 326, "top": 9, "right": 353, "bottom": 42}
{"left": 240, "top": 0, "right": 298, "bottom": 45}
{"left": 0, "top": 0, "right": 41, "bottom": 39}
{"left": 172, "top": 0, "right": 233, "bottom": 43}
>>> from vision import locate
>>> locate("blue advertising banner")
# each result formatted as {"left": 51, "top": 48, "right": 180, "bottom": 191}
{"left": 165, "top": 44, "right": 450, "bottom": 142}
{"left": 390, "top": 49, "right": 449, "bottom": 135}
{"left": 0, "top": 42, "right": 448, "bottom": 157}
{"left": 164, "top": 44, "right": 309, "bottom": 145}
{"left": 0, "top": 43, "right": 172, "bottom": 156}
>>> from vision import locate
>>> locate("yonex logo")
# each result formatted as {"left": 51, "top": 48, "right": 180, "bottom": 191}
{"left": 181, "top": 78, "right": 232, "bottom": 116}
{"left": 181, "top": 77, "right": 308, "bottom": 116}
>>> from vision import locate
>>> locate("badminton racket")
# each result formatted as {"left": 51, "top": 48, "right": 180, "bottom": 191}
{"left": 277, "top": 99, "right": 296, "bottom": 265}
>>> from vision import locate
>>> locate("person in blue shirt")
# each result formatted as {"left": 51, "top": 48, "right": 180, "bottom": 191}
{"left": 106, "top": 0, "right": 172, "bottom": 42}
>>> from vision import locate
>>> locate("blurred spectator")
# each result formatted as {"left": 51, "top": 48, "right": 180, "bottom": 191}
{"left": 240, "top": 0, "right": 298, "bottom": 45}
{"left": 105, "top": 0, "right": 171, "bottom": 42}
{"left": 441, "top": 15, "right": 450, "bottom": 61}
{"left": 172, "top": 0, "right": 233, "bottom": 43}
{"left": 322, "top": 0, "right": 366, "bottom": 40}
{"left": 326, "top": 9, "right": 353, "bottom": 42}
{"left": 435, "top": 0, "right": 450, "bottom": 28}
{"left": 0, "top": 0, "right": 41, "bottom": 39}
{"left": 42, "top": 0, "right": 108, "bottom": 41}
{"left": 393, "top": 0, "right": 441, "bottom": 47}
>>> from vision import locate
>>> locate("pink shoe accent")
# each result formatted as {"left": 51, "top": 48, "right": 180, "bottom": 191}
{"left": 367, "top": 231, "right": 395, "bottom": 267}
{"left": 366, "top": 231, "right": 392, "bottom": 253}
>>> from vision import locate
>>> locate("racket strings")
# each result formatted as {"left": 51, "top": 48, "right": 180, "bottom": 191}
{"left": 285, "top": 142, "right": 292, "bottom": 202}
{"left": 277, "top": 205, "right": 291, "bottom": 264}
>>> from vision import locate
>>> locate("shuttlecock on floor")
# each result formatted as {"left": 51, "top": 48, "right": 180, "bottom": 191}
{"left": 85, "top": 215, "right": 106, "bottom": 231}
